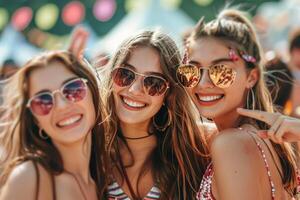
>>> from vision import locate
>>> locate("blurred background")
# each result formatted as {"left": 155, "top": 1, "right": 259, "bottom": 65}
{"left": 0, "top": 0, "right": 299, "bottom": 67}
{"left": 1, "top": 0, "right": 300, "bottom": 117}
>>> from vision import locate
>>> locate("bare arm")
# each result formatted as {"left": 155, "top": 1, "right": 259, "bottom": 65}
{"left": 211, "top": 130, "right": 267, "bottom": 200}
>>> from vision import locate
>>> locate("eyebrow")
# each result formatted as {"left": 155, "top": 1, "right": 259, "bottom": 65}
{"left": 34, "top": 76, "right": 78, "bottom": 95}
{"left": 122, "top": 63, "right": 165, "bottom": 77}
{"left": 189, "top": 57, "right": 234, "bottom": 67}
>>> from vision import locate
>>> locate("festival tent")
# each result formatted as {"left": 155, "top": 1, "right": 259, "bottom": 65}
{"left": 93, "top": 0, "right": 195, "bottom": 56}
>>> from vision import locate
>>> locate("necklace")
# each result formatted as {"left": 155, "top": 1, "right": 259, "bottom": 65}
{"left": 119, "top": 131, "right": 155, "bottom": 140}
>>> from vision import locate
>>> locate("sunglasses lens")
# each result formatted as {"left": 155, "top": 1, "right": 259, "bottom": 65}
{"left": 209, "top": 64, "right": 237, "bottom": 88}
{"left": 176, "top": 64, "right": 200, "bottom": 87}
{"left": 144, "top": 76, "right": 168, "bottom": 96}
{"left": 112, "top": 68, "right": 135, "bottom": 87}
{"left": 62, "top": 79, "right": 87, "bottom": 102}
{"left": 29, "top": 94, "right": 53, "bottom": 115}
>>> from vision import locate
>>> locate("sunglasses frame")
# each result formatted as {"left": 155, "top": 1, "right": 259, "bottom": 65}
{"left": 112, "top": 67, "right": 170, "bottom": 96}
{"left": 176, "top": 63, "right": 237, "bottom": 88}
{"left": 26, "top": 78, "right": 88, "bottom": 115}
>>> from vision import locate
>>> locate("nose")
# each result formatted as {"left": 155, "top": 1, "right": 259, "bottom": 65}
{"left": 128, "top": 76, "right": 144, "bottom": 95}
{"left": 53, "top": 90, "right": 69, "bottom": 110}
{"left": 198, "top": 69, "right": 214, "bottom": 89}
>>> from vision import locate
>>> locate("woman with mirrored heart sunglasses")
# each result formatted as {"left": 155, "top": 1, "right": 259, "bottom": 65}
{"left": 0, "top": 51, "right": 110, "bottom": 200}
{"left": 99, "top": 30, "right": 209, "bottom": 200}
{"left": 181, "top": 9, "right": 299, "bottom": 200}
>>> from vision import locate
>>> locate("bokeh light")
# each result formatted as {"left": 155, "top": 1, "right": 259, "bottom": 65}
{"left": 125, "top": 0, "right": 149, "bottom": 13}
{"left": 35, "top": 4, "right": 59, "bottom": 30}
{"left": 194, "top": 0, "right": 213, "bottom": 7}
{"left": 62, "top": 1, "right": 85, "bottom": 26}
{"left": 0, "top": 8, "right": 9, "bottom": 31}
{"left": 11, "top": 7, "right": 33, "bottom": 31}
{"left": 93, "top": 0, "right": 116, "bottom": 22}
{"left": 161, "top": 0, "right": 182, "bottom": 10}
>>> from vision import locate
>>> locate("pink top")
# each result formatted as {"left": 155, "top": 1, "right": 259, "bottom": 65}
{"left": 196, "top": 139, "right": 276, "bottom": 200}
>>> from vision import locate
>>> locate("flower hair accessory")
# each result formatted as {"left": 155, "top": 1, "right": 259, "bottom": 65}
{"left": 240, "top": 52, "right": 256, "bottom": 63}
{"left": 229, "top": 49, "right": 239, "bottom": 61}
{"left": 229, "top": 48, "right": 256, "bottom": 63}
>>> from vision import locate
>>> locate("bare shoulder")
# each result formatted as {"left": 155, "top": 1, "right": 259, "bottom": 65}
{"left": 0, "top": 161, "right": 38, "bottom": 200}
{"left": 210, "top": 128, "right": 260, "bottom": 163}
{"left": 0, "top": 160, "right": 54, "bottom": 200}
{"left": 210, "top": 129, "right": 269, "bottom": 200}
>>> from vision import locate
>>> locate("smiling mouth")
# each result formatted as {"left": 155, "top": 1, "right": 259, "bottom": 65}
{"left": 57, "top": 114, "right": 83, "bottom": 128}
{"left": 121, "top": 96, "right": 147, "bottom": 109}
{"left": 196, "top": 94, "right": 224, "bottom": 105}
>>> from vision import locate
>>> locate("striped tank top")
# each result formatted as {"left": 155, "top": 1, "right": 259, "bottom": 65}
{"left": 107, "top": 181, "right": 161, "bottom": 200}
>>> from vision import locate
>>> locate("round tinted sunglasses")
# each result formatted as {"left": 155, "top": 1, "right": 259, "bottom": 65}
{"left": 27, "top": 78, "right": 88, "bottom": 116}
{"left": 112, "top": 67, "right": 169, "bottom": 96}
{"left": 176, "top": 64, "right": 237, "bottom": 88}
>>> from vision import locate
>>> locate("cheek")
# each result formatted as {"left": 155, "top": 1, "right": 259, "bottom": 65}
{"left": 151, "top": 96, "right": 165, "bottom": 112}
{"left": 112, "top": 83, "right": 123, "bottom": 95}
{"left": 186, "top": 88, "right": 194, "bottom": 96}
{"left": 84, "top": 92, "right": 96, "bottom": 121}
{"left": 35, "top": 116, "right": 52, "bottom": 134}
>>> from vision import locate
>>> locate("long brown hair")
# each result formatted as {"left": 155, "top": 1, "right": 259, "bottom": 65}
{"left": 0, "top": 51, "right": 109, "bottom": 198}
{"left": 187, "top": 9, "right": 298, "bottom": 194}
{"left": 100, "top": 30, "right": 209, "bottom": 199}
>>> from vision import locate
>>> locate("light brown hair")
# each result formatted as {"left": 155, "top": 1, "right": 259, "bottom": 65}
{"left": 100, "top": 30, "right": 209, "bottom": 199}
{"left": 0, "top": 51, "right": 109, "bottom": 199}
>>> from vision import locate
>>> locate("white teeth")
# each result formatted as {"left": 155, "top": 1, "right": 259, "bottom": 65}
{"left": 198, "top": 95, "right": 223, "bottom": 102}
{"left": 122, "top": 97, "right": 146, "bottom": 108}
{"left": 58, "top": 115, "right": 82, "bottom": 127}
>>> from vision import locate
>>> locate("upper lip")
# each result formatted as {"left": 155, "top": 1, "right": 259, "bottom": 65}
{"left": 54, "top": 112, "right": 83, "bottom": 125}
{"left": 196, "top": 93, "right": 224, "bottom": 96}
{"left": 120, "top": 95, "right": 148, "bottom": 105}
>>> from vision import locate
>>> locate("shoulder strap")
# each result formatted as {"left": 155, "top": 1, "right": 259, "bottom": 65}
{"left": 50, "top": 171, "right": 56, "bottom": 200}
{"left": 260, "top": 139, "right": 283, "bottom": 179}
{"left": 32, "top": 161, "right": 40, "bottom": 200}
{"left": 31, "top": 160, "right": 57, "bottom": 200}
{"left": 247, "top": 132, "right": 276, "bottom": 199}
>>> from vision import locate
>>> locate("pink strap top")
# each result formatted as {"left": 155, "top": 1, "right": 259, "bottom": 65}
{"left": 196, "top": 139, "right": 276, "bottom": 200}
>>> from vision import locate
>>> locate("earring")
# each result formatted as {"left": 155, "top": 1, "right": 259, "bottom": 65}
{"left": 152, "top": 105, "right": 172, "bottom": 132}
{"left": 246, "top": 87, "right": 255, "bottom": 110}
{"left": 39, "top": 128, "right": 48, "bottom": 139}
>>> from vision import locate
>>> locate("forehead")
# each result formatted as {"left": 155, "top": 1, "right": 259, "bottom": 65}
{"left": 189, "top": 38, "right": 230, "bottom": 62}
{"left": 28, "top": 61, "right": 76, "bottom": 95}
{"left": 126, "top": 46, "right": 162, "bottom": 73}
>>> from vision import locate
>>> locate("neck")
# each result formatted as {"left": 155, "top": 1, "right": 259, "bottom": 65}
{"left": 53, "top": 134, "right": 92, "bottom": 184}
{"left": 213, "top": 109, "right": 242, "bottom": 131}
{"left": 119, "top": 121, "right": 157, "bottom": 162}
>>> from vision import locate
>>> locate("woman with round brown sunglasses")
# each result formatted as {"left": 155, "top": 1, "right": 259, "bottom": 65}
{"left": 0, "top": 51, "right": 110, "bottom": 200}
{"left": 98, "top": 30, "right": 209, "bottom": 200}
{"left": 177, "top": 8, "right": 300, "bottom": 200}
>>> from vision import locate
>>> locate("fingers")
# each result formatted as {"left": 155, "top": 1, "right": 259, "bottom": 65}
{"left": 267, "top": 115, "right": 284, "bottom": 143}
{"left": 68, "top": 27, "right": 89, "bottom": 59}
{"left": 257, "top": 130, "right": 268, "bottom": 139}
{"left": 237, "top": 108, "right": 278, "bottom": 125}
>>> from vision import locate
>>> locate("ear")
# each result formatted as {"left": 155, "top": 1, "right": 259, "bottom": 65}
{"left": 246, "top": 68, "right": 259, "bottom": 89}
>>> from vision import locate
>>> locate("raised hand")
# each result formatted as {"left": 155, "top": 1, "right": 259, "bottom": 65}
{"left": 237, "top": 108, "right": 300, "bottom": 143}
{"left": 68, "top": 27, "right": 89, "bottom": 59}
